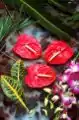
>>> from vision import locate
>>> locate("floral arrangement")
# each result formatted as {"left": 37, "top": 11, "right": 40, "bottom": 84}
{"left": 0, "top": 33, "right": 79, "bottom": 120}
{"left": 0, "top": 0, "right": 79, "bottom": 119}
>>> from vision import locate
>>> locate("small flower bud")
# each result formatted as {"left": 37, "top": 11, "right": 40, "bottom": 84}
{"left": 51, "top": 95, "right": 59, "bottom": 102}
{"left": 43, "top": 88, "right": 52, "bottom": 94}
{"left": 62, "top": 113, "right": 67, "bottom": 119}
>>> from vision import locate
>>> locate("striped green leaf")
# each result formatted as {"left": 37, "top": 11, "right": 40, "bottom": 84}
{"left": 11, "top": 60, "right": 25, "bottom": 82}
{"left": 0, "top": 75, "right": 29, "bottom": 111}
{"left": 0, "top": 60, "right": 29, "bottom": 111}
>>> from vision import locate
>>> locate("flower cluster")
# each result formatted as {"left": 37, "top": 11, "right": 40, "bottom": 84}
{"left": 13, "top": 34, "right": 74, "bottom": 88}
{"left": 51, "top": 60, "right": 79, "bottom": 119}
{"left": 60, "top": 61, "right": 79, "bottom": 94}
{"left": 12, "top": 34, "right": 78, "bottom": 119}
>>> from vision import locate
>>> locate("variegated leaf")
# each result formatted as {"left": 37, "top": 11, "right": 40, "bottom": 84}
{"left": 11, "top": 60, "right": 25, "bottom": 83}
{"left": 0, "top": 75, "right": 28, "bottom": 111}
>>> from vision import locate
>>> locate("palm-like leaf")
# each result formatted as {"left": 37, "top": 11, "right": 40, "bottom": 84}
{"left": 0, "top": 16, "right": 12, "bottom": 42}
{"left": 0, "top": 15, "right": 36, "bottom": 42}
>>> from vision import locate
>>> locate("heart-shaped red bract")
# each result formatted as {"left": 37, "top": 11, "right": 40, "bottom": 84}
{"left": 44, "top": 40, "right": 74, "bottom": 64}
{"left": 25, "top": 64, "right": 56, "bottom": 88}
{"left": 13, "top": 34, "right": 42, "bottom": 59}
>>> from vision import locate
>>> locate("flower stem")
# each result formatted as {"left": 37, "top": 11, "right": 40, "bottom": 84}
{"left": 74, "top": 52, "right": 79, "bottom": 61}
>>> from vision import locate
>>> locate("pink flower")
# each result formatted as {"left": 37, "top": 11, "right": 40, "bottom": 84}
{"left": 60, "top": 61, "right": 79, "bottom": 94}
{"left": 68, "top": 72, "right": 79, "bottom": 94}
{"left": 61, "top": 94, "right": 76, "bottom": 108}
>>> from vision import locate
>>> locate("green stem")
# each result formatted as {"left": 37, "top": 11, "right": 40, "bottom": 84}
{"left": 19, "top": 4, "right": 24, "bottom": 18}
{"left": 74, "top": 52, "right": 79, "bottom": 61}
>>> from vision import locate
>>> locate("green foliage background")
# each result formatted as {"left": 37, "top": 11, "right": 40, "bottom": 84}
{"left": 3, "top": 0, "right": 79, "bottom": 41}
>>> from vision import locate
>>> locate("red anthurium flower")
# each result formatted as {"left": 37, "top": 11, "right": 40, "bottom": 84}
{"left": 13, "top": 34, "right": 42, "bottom": 59}
{"left": 25, "top": 64, "right": 56, "bottom": 88}
{"left": 44, "top": 41, "right": 74, "bottom": 64}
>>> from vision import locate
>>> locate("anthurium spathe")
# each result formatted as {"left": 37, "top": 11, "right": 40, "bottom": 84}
{"left": 13, "top": 34, "right": 42, "bottom": 59}
{"left": 44, "top": 40, "right": 74, "bottom": 64}
{"left": 25, "top": 64, "right": 56, "bottom": 88}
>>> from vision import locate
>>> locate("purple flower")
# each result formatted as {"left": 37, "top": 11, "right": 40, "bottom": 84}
{"left": 66, "top": 61, "right": 79, "bottom": 73}
{"left": 60, "top": 61, "right": 79, "bottom": 94}
{"left": 61, "top": 94, "right": 76, "bottom": 108}
{"left": 68, "top": 72, "right": 79, "bottom": 94}
{"left": 61, "top": 113, "right": 71, "bottom": 120}
{"left": 67, "top": 116, "right": 72, "bottom": 120}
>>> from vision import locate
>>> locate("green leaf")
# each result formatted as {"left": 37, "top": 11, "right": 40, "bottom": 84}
{"left": 0, "top": 60, "right": 29, "bottom": 111}
{"left": 0, "top": 14, "right": 35, "bottom": 42}
{"left": 71, "top": 13, "right": 79, "bottom": 21}
{"left": 42, "top": 109, "right": 48, "bottom": 116}
{"left": 19, "top": 0, "right": 75, "bottom": 41}
{"left": 4, "top": 0, "right": 76, "bottom": 40}
{"left": 3, "top": 0, "right": 21, "bottom": 8}
{"left": 0, "top": 16, "right": 12, "bottom": 42}
{"left": 0, "top": 75, "right": 28, "bottom": 110}
{"left": 54, "top": 107, "right": 63, "bottom": 114}
{"left": 8, "top": 17, "right": 35, "bottom": 33}
{"left": 11, "top": 60, "right": 25, "bottom": 82}
{"left": 66, "top": 13, "right": 79, "bottom": 22}
{"left": 44, "top": 97, "right": 49, "bottom": 107}
{"left": 16, "top": 18, "right": 37, "bottom": 31}
{"left": 53, "top": 113, "right": 60, "bottom": 120}
{"left": 49, "top": 101, "right": 54, "bottom": 109}
{"left": 48, "top": 0, "right": 70, "bottom": 13}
